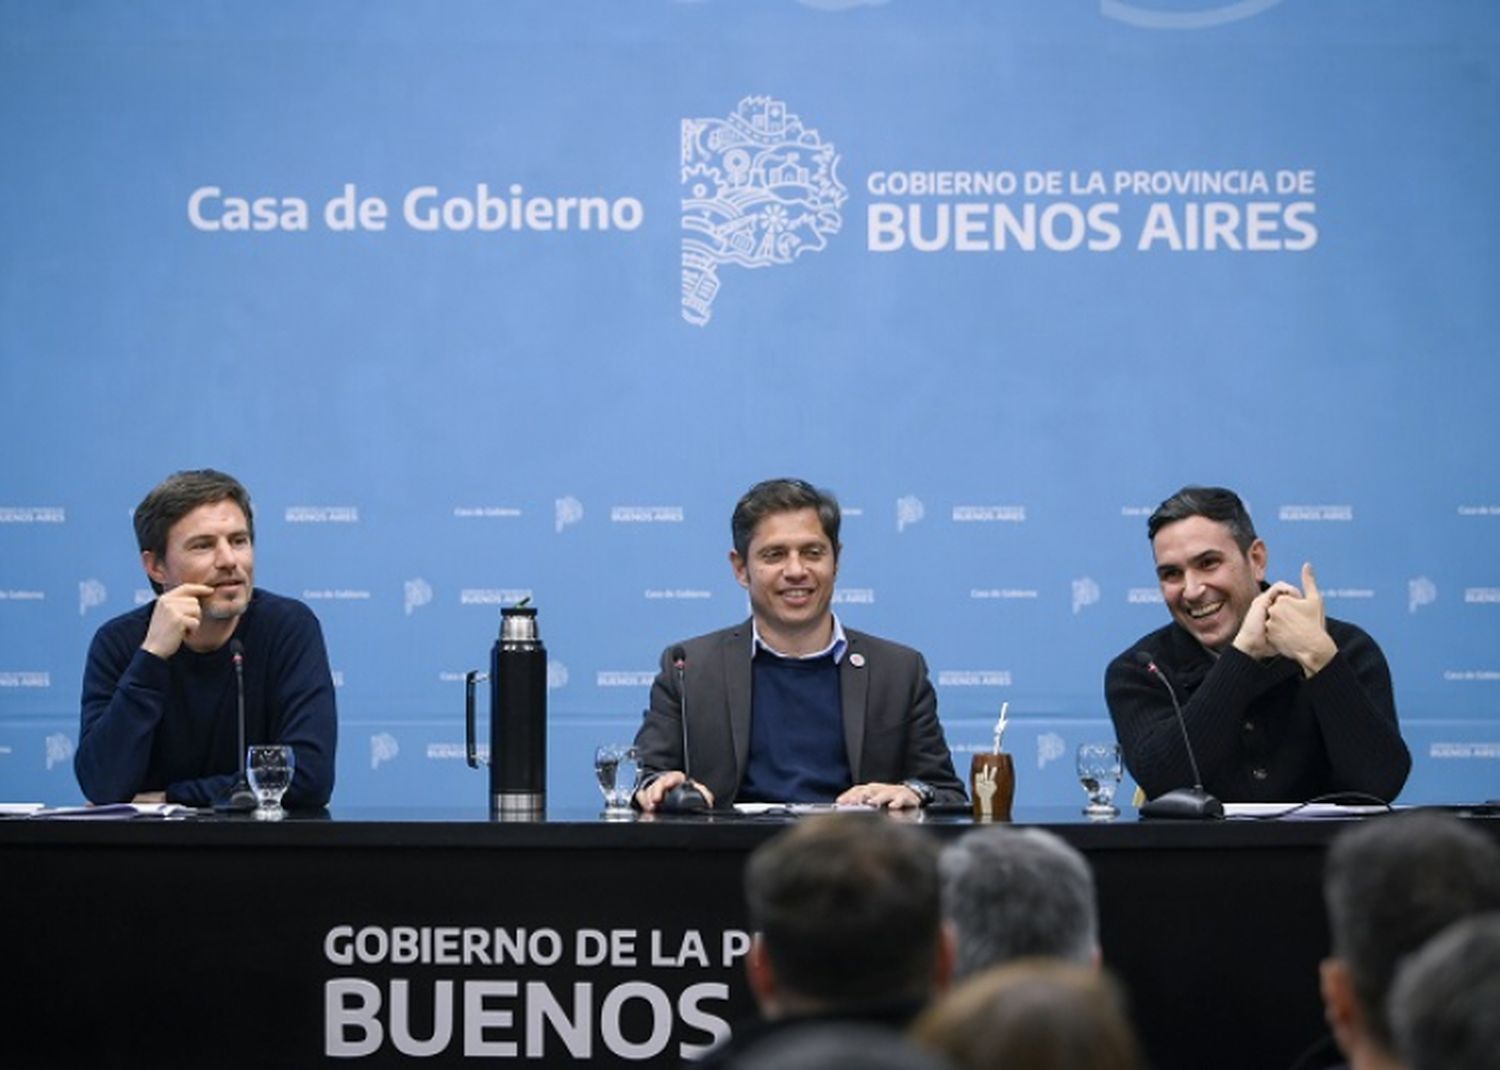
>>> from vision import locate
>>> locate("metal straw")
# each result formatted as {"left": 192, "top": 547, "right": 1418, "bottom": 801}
{"left": 993, "top": 701, "right": 1009, "bottom": 754}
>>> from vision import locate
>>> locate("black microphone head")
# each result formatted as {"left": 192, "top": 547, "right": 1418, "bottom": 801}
{"left": 671, "top": 645, "right": 687, "bottom": 670}
{"left": 1140, "top": 787, "right": 1224, "bottom": 820}
{"left": 230, "top": 638, "right": 245, "bottom": 657}
{"left": 1133, "top": 651, "right": 1169, "bottom": 681}
{"left": 660, "top": 780, "right": 711, "bottom": 814}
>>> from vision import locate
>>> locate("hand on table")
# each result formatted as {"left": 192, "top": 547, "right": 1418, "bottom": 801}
{"left": 837, "top": 782, "right": 922, "bottom": 810}
{"left": 634, "top": 771, "right": 716, "bottom": 812}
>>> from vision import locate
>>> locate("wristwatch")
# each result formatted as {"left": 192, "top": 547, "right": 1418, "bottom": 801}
{"left": 902, "top": 778, "right": 936, "bottom": 807}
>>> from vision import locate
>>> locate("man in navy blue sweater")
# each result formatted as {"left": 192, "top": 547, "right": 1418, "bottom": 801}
{"left": 76, "top": 469, "right": 337, "bottom": 808}
{"left": 633, "top": 478, "right": 965, "bottom": 811}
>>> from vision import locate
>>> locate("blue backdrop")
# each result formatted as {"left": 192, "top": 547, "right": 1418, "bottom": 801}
{"left": 3, "top": 0, "right": 1497, "bottom": 810}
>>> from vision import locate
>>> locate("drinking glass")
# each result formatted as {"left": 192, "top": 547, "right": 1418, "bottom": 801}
{"left": 969, "top": 752, "right": 1015, "bottom": 822}
{"left": 247, "top": 744, "right": 296, "bottom": 819}
{"left": 1077, "top": 742, "right": 1123, "bottom": 819}
{"left": 594, "top": 744, "right": 641, "bottom": 813}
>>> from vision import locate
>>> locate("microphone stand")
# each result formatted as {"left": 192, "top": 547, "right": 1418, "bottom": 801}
{"left": 216, "top": 638, "right": 258, "bottom": 813}
{"left": 1136, "top": 653, "right": 1224, "bottom": 820}
{"left": 659, "top": 648, "right": 710, "bottom": 814}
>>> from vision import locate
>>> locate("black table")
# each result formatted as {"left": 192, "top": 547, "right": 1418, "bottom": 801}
{"left": 5, "top": 805, "right": 1494, "bottom": 1069}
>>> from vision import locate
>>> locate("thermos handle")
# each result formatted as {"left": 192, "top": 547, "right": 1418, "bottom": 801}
{"left": 464, "top": 670, "right": 488, "bottom": 768}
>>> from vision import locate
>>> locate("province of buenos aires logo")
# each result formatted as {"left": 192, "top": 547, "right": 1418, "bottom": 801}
{"left": 681, "top": 96, "right": 847, "bottom": 325}
{"left": 370, "top": 733, "right": 399, "bottom": 770}
{"left": 403, "top": 578, "right": 432, "bottom": 616}
{"left": 1072, "top": 577, "right": 1101, "bottom": 615}
{"left": 79, "top": 578, "right": 107, "bottom": 616}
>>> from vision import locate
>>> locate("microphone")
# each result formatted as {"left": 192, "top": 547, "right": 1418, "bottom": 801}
{"left": 658, "top": 645, "right": 710, "bottom": 814}
{"left": 1133, "top": 651, "right": 1224, "bottom": 820}
{"left": 216, "top": 638, "right": 258, "bottom": 813}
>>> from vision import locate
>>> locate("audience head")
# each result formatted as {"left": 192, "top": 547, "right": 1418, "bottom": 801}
{"left": 1388, "top": 913, "right": 1500, "bottom": 1070}
{"left": 940, "top": 826, "right": 1099, "bottom": 979}
{"left": 1321, "top": 811, "right": 1500, "bottom": 1065}
{"left": 729, "top": 1022, "right": 957, "bottom": 1070}
{"left": 743, "top": 813, "right": 949, "bottom": 1017}
{"left": 911, "top": 959, "right": 1142, "bottom": 1070}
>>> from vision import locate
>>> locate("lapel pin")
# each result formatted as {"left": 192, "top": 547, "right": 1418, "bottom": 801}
{"left": 850, "top": 653, "right": 865, "bottom": 668}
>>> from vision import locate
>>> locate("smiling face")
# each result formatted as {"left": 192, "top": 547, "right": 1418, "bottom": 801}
{"left": 731, "top": 507, "right": 839, "bottom": 655}
{"left": 1151, "top": 514, "right": 1266, "bottom": 651}
{"left": 142, "top": 499, "right": 255, "bottom": 621}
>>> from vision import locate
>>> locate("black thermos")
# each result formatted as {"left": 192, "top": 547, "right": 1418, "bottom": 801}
{"left": 466, "top": 603, "right": 547, "bottom": 818}
{"left": 493, "top": 604, "right": 546, "bottom": 816}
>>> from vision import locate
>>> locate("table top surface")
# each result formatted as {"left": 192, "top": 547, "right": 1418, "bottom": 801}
{"left": 4, "top": 800, "right": 1495, "bottom": 850}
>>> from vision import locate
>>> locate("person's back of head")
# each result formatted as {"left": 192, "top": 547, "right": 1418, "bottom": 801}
{"left": 1389, "top": 912, "right": 1500, "bottom": 1070}
{"left": 940, "top": 826, "right": 1098, "bottom": 978}
{"left": 744, "top": 813, "right": 946, "bottom": 1016}
{"left": 910, "top": 959, "right": 1142, "bottom": 1070}
{"left": 729, "top": 1022, "right": 957, "bottom": 1070}
{"left": 1322, "top": 811, "right": 1500, "bottom": 1065}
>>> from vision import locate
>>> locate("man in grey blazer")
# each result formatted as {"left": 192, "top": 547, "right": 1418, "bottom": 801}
{"left": 633, "top": 478, "right": 966, "bottom": 811}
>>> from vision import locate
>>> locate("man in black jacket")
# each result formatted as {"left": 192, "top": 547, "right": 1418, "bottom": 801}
{"left": 1105, "top": 485, "right": 1409, "bottom": 804}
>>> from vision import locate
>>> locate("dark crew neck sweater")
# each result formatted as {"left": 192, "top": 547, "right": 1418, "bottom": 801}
{"left": 738, "top": 649, "right": 850, "bottom": 803}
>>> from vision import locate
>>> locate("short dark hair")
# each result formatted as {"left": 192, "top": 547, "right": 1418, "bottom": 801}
{"left": 1389, "top": 913, "right": 1500, "bottom": 1070}
{"left": 745, "top": 813, "right": 942, "bottom": 1007}
{"left": 1146, "top": 486, "right": 1257, "bottom": 552}
{"left": 731, "top": 478, "right": 841, "bottom": 562}
{"left": 912, "top": 959, "right": 1142, "bottom": 1070}
{"left": 941, "top": 827, "right": 1098, "bottom": 978}
{"left": 1323, "top": 811, "right": 1500, "bottom": 1048}
{"left": 134, "top": 469, "right": 255, "bottom": 593}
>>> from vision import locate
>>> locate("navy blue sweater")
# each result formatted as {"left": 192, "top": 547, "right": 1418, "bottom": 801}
{"left": 739, "top": 650, "right": 851, "bottom": 803}
{"left": 77, "top": 588, "right": 337, "bottom": 807}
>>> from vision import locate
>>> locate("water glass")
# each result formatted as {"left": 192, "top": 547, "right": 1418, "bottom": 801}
{"left": 1077, "top": 742, "right": 1123, "bottom": 819}
{"left": 594, "top": 744, "right": 641, "bottom": 812}
{"left": 247, "top": 744, "right": 296, "bottom": 819}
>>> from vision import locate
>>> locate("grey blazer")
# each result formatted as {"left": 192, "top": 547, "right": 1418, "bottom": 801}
{"left": 633, "top": 619, "right": 966, "bottom": 807}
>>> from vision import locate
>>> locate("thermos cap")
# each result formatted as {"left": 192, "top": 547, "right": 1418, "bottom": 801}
{"left": 499, "top": 604, "right": 540, "bottom": 642}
